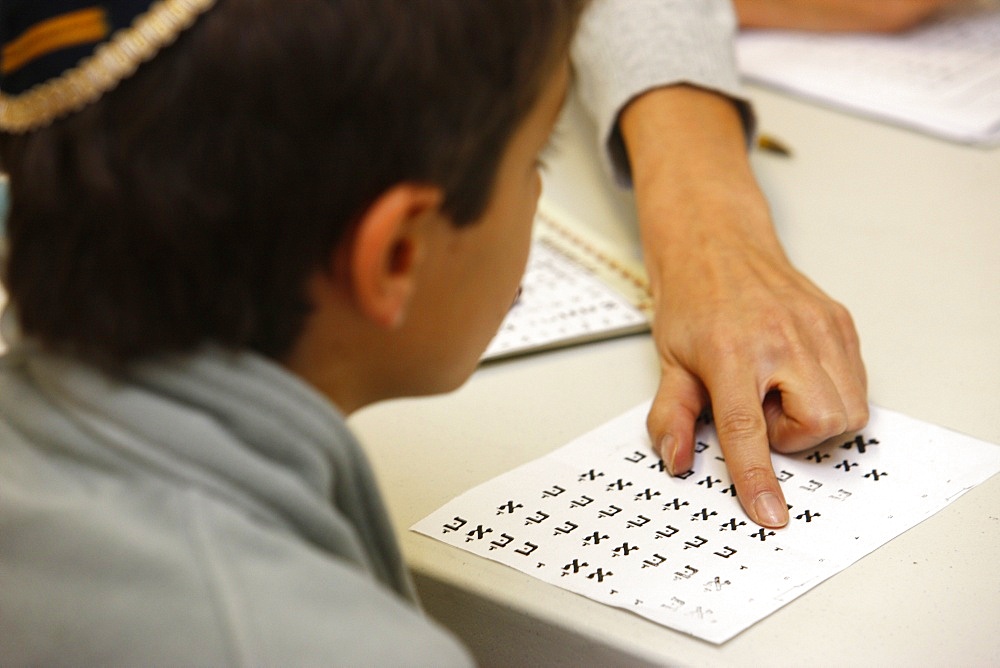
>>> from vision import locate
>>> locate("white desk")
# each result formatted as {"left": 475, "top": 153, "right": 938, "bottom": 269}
{"left": 350, "top": 84, "right": 1000, "bottom": 666}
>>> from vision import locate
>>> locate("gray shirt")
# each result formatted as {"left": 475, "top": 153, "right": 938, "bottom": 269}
{"left": 573, "top": 0, "right": 753, "bottom": 184}
{"left": 0, "top": 340, "right": 472, "bottom": 666}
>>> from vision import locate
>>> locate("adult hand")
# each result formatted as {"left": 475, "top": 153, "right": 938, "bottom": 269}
{"left": 619, "top": 86, "right": 869, "bottom": 528}
{"left": 733, "top": 0, "right": 966, "bottom": 33}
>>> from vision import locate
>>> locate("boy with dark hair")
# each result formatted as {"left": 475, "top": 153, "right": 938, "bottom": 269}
{"left": 0, "top": 0, "right": 585, "bottom": 663}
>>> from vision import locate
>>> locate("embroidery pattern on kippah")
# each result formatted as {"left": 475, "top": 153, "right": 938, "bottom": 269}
{"left": 0, "top": 0, "right": 216, "bottom": 133}
{"left": 1, "top": 8, "right": 111, "bottom": 77}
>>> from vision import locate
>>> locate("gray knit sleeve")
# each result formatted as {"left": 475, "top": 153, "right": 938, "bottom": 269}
{"left": 571, "top": 0, "right": 755, "bottom": 185}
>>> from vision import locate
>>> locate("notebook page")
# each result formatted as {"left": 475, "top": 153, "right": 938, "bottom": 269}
{"left": 736, "top": 6, "right": 1000, "bottom": 144}
{"left": 482, "top": 205, "right": 650, "bottom": 361}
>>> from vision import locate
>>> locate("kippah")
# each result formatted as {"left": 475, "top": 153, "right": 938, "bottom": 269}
{"left": 0, "top": 0, "right": 216, "bottom": 133}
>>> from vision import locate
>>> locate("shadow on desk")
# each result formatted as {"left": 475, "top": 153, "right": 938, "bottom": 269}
{"left": 415, "top": 571, "right": 662, "bottom": 668}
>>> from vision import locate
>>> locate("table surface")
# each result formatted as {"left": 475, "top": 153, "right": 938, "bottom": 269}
{"left": 349, "top": 84, "right": 1000, "bottom": 666}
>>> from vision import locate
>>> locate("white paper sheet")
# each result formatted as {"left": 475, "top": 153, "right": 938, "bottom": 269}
{"left": 482, "top": 238, "right": 648, "bottom": 361}
{"left": 412, "top": 403, "right": 1000, "bottom": 644}
{"left": 736, "top": 6, "right": 1000, "bottom": 144}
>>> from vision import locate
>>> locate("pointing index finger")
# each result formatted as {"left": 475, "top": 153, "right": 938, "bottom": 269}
{"left": 710, "top": 381, "right": 789, "bottom": 528}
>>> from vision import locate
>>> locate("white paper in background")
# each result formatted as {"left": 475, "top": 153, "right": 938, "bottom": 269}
{"left": 736, "top": 6, "right": 1000, "bottom": 144}
{"left": 412, "top": 403, "right": 1000, "bottom": 644}
{"left": 481, "top": 238, "right": 647, "bottom": 361}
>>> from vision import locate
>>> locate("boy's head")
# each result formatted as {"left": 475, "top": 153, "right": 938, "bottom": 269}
{"left": 0, "top": 0, "right": 585, "bottom": 407}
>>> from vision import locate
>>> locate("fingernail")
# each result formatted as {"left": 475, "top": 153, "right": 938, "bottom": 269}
{"left": 659, "top": 435, "right": 677, "bottom": 475}
{"left": 753, "top": 493, "right": 788, "bottom": 528}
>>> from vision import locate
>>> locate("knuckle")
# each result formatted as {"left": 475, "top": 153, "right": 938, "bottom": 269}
{"left": 806, "top": 409, "right": 849, "bottom": 440}
{"left": 715, "top": 405, "right": 765, "bottom": 442}
{"left": 830, "top": 300, "right": 854, "bottom": 327}
{"left": 832, "top": 304, "right": 861, "bottom": 344}
{"left": 804, "top": 307, "right": 845, "bottom": 345}
{"left": 737, "top": 463, "right": 777, "bottom": 491}
{"left": 770, "top": 439, "right": 803, "bottom": 455}
{"left": 846, "top": 404, "right": 871, "bottom": 433}
{"left": 701, "top": 328, "right": 743, "bottom": 361}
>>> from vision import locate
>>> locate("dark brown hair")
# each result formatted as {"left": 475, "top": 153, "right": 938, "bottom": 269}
{"left": 0, "top": 0, "right": 586, "bottom": 364}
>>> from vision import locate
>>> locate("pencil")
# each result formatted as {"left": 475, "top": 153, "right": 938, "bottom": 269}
{"left": 756, "top": 133, "right": 792, "bottom": 157}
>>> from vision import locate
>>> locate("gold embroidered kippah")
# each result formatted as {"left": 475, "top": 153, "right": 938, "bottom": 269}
{"left": 0, "top": 0, "right": 217, "bottom": 133}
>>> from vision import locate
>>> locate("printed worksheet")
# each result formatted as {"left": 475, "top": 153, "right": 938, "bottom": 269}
{"left": 482, "top": 207, "right": 650, "bottom": 361}
{"left": 736, "top": 5, "right": 1000, "bottom": 144}
{"left": 413, "top": 403, "right": 1000, "bottom": 643}
{"left": 482, "top": 238, "right": 648, "bottom": 361}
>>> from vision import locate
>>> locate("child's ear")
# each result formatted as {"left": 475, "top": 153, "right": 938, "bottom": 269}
{"left": 349, "top": 183, "right": 445, "bottom": 328}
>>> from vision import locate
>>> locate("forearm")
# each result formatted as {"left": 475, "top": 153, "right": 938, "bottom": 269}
{"left": 618, "top": 85, "right": 784, "bottom": 296}
{"left": 571, "top": 0, "right": 746, "bottom": 184}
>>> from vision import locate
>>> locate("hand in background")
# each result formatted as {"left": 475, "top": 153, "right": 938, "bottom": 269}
{"left": 733, "top": 0, "right": 967, "bottom": 33}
